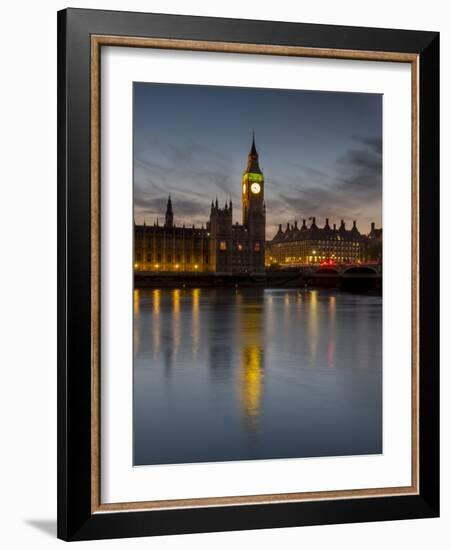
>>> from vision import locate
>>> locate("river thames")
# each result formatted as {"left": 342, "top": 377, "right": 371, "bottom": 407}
{"left": 133, "top": 287, "right": 382, "bottom": 465}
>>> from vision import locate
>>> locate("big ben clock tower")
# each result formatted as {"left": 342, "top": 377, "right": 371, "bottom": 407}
{"left": 242, "top": 134, "right": 266, "bottom": 273}
{"left": 242, "top": 133, "right": 264, "bottom": 226}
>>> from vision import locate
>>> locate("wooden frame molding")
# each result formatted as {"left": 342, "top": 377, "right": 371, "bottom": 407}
{"left": 90, "top": 34, "right": 420, "bottom": 514}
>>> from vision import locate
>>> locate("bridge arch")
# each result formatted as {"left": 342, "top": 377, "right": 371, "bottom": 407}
{"left": 342, "top": 266, "right": 378, "bottom": 275}
{"left": 314, "top": 267, "right": 339, "bottom": 275}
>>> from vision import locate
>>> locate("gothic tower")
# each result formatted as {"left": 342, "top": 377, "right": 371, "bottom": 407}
{"left": 242, "top": 134, "right": 266, "bottom": 273}
{"left": 165, "top": 195, "right": 174, "bottom": 228}
{"left": 209, "top": 198, "right": 233, "bottom": 274}
{"left": 242, "top": 133, "right": 264, "bottom": 226}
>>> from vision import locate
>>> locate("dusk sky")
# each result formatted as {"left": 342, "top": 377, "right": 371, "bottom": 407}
{"left": 134, "top": 82, "right": 382, "bottom": 239}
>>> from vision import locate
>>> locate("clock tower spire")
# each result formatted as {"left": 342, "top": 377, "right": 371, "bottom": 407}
{"left": 242, "top": 133, "right": 264, "bottom": 226}
{"left": 241, "top": 133, "right": 266, "bottom": 274}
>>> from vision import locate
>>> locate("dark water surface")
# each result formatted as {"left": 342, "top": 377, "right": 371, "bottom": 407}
{"left": 133, "top": 287, "right": 382, "bottom": 465}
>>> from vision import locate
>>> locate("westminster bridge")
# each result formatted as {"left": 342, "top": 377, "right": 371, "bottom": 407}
{"left": 135, "top": 262, "right": 382, "bottom": 292}
{"left": 265, "top": 263, "right": 382, "bottom": 291}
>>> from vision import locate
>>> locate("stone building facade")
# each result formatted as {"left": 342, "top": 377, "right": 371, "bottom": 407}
{"left": 266, "top": 217, "right": 374, "bottom": 266}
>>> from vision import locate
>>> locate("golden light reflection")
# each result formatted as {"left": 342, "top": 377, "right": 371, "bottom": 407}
{"left": 284, "top": 292, "right": 290, "bottom": 308}
{"left": 309, "top": 290, "right": 319, "bottom": 361}
{"left": 237, "top": 295, "right": 265, "bottom": 430}
{"left": 153, "top": 289, "right": 161, "bottom": 314}
{"left": 152, "top": 289, "right": 161, "bottom": 355}
{"left": 172, "top": 289, "right": 181, "bottom": 354}
{"left": 133, "top": 288, "right": 140, "bottom": 317}
{"left": 173, "top": 288, "right": 180, "bottom": 313}
{"left": 240, "top": 345, "right": 263, "bottom": 427}
{"left": 192, "top": 288, "right": 200, "bottom": 355}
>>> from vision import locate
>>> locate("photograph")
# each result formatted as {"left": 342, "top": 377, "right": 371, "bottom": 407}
{"left": 53, "top": 5, "right": 440, "bottom": 542}
{"left": 132, "top": 82, "right": 384, "bottom": 466}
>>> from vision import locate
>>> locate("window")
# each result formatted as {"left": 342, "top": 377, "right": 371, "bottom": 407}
{"left": 167, "top": 255, "right": 172, "bottom": 263}
{"left": 186, "top": 255, "right": 190, "bottom": 264}
{"left": 146, "top": 254, "right": 152, "bottom": 262}
{"left": 254, "top": 242, "right": 261, "bottom": 252}
{"left": 237, "top": 243, "right": 243, "bottom": 251}
{"left": 219, "top": 241, "right": 227, "bottom": 251}
{"left": 157, "top": 254, "right": 161, "bottom": 262}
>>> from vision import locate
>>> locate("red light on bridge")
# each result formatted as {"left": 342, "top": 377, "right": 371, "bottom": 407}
{"left": 320, "top": 259, "right": 337, "bottom": 267}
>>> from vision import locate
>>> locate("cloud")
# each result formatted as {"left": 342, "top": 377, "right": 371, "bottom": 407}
{"left": 264, "top": 136, "right": 382, "bottom": 234}
{"left": 135, "top": 136, "right": 241, "bottom": 196}
{"left": 133, "top": 137, "right": 240, "bottom": 225}
{"left": 134, "top": 135, "right": 382, "bottom": 236}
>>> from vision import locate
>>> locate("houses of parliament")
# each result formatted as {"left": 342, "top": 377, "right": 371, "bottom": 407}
{"left": 134, "top": 136, "right": 266, "bottom": 275}
{"left": 134, "top": 136, "right": 382, "bottom": 273}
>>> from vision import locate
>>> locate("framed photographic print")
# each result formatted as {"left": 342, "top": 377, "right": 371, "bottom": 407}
{"left": 57, "top": 8, "right": 439, "bottom": 541}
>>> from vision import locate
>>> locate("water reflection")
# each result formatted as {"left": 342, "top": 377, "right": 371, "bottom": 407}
{"left": 237, "top": 292, "right": 265, "bottom": 429}
{"left": 327, "top": 295, "right": 336, "bottom": 368}
{"left": 208, "top": 290, "right": 234, "bottom": 382}
{"left": 172, "top": 289, "right": 181, "bottom": 356}
{"left": 192, "top": 288, "right": 200, "bottom": 356}
{"left": 133, "top": 289, "right": 140, "bottom": 356}
{"left": 152, "top": 289, "right": 160, "bottom": 356}
{"left": 133, "top": 287, "right": 382, "bottom": 466}
{"left": 240, "top": 346, "right": 264, "bottom": 428}
{"left": 309, "top": 290, "right": 319, "bottom": 361}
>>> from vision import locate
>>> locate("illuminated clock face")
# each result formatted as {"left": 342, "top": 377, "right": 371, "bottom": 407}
{"left": 250, "top": 182, "right": 261, "bottom": 194}
{"left": 242, "top": 183, "right": 247, "bottom": 195}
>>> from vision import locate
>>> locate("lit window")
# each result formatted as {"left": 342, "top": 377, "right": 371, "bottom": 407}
{"left": 219, "top": 241, "right": 227, "bottom": 250}
{"left": 237, "top": 243, "right": 243, "bottom": 251}
{"left": 254, "top": 242, "right": 261, "bottom": 252}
